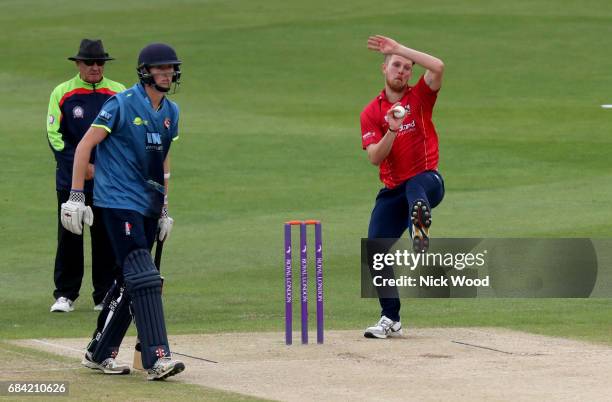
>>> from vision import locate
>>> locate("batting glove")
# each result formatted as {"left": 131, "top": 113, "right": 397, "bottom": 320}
{"left": 158, "top": 205, "right": 174, "bottom": 241}
{"left": 60, "top": 191, "right": 93, "bottom": 235}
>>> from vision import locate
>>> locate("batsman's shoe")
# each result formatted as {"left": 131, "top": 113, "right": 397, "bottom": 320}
{"left": 147, "top": 357, "right": 185, "bottom": 381}
{"left": 364, "top": 316, "right": 403, "bottom": 339}
{"left": 50, "top": 297, "right": 74, "bottom": 312}
{"left": 411, "top": 199, "right": 431, "bottom": 253}
{"left": 82, "top": 352, "right": 130, "bottom": 375}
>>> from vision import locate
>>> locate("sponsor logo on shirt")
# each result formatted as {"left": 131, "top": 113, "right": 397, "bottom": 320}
{"left": 133, "top": 117, "right": 148, "bottom": 126}
{"left": 362, "top": 131, "right": 375, "bottom": 140}
{"left": 73, "top": 106, "right": 84, "bottom": 119}
{"left": 398, "top": 120, "right": 416, "bottom": 134}
{"left": 124, "top": 222, "right": 132, "bottom": 236}
{"left": 146, "top": 132, "right": 163, "bottom": 151}
{"left": 99, "top": 109, "right": 112, "bottom": 121}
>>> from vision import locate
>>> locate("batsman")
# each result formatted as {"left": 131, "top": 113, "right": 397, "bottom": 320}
{"left": 60, "top": 43, "right": 183, "bottom": 380}
{"left": 361, "top": 35, "right": 445, "bottom": 339}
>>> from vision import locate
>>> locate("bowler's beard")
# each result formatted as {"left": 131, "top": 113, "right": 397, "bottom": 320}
{"left": 386, "top": 76, "right": 408, "bottom": 93}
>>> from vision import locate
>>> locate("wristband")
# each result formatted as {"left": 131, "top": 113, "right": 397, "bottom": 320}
{"left": 68, "top": 190, "right": 85, "bottom": 204}
{"left": 164, "top": 173, "right": 171, "bottom": 179}
{"left": 388, "top": 127, "right": 398, "bottom": 133}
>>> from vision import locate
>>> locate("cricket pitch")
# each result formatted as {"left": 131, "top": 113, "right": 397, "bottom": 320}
{"left": 15, "top": 328, "right": 612, "bottom": 401}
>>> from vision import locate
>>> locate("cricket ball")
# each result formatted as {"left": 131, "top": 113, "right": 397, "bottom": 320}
{"left": 392, "top": 105, "right": 406, "bottom": 119}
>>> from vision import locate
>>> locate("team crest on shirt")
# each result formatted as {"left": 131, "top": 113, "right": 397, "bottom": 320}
{"left": 124, "top": 222, "right": 132, "bottom": 236}
{"left": 404, "top": 105, "right": 411, "bottom": 115}
{"left": 72, "top": 106, "right": 84, "bottom": 119}
{"left": 48, "top": 115, "right": 55, "bottom": 125}
{"left": 164, "top": 118, "right": 171, "bottom": 129}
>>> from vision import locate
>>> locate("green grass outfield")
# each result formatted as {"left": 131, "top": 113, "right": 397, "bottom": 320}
{"left": 1, "top": 0, "right": 611, "bottom": 392}
{"left": 0, "top": 341, "right": 264, "bottom": 401}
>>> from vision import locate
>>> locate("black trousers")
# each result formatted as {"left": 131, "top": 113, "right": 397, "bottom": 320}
{"left": 53, "top": 190, "right": 116, "bottom": 304}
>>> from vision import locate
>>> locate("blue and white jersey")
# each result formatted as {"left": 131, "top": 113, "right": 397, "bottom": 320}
{"left": 91, "top": 83, "right": 179, "bottom": 217}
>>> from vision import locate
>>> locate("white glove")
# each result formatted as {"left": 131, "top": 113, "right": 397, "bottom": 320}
{"left": 60, "top": 191, "right": 93, "bottom": 235}
{"left": 158, "top": 205, "right": 174, "bottom": 241}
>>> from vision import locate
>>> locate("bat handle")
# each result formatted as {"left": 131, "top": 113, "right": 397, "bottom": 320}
{"left": 154, "top": 239, "right": 164, "bottom": 271}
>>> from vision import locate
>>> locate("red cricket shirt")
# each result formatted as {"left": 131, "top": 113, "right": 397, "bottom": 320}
{"left": 360, "top": 76, "right": 440, "bottom": 189}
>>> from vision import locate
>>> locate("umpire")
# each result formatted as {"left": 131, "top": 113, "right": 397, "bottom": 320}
{"left": 47, "top": 39, "right": 126, "bottom": 312}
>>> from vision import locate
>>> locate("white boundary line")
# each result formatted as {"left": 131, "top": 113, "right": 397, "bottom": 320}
{"left": 28, "top": 339, "right": 134, "bottom": 366}
{"left": 11, "top": 367, "right": 83, "bottom": 373}
{"left": 31, "top": 339, "right": 85, "bottom": 354}
{"left": 601, "top": 104, "right": 612, "bottom": 109}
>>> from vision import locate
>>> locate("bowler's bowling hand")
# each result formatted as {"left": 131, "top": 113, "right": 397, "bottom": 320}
{"left": 386, "top": 102, "right": 405, "bottom": 131}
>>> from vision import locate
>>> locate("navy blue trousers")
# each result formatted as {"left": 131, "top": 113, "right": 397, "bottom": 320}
{"left": 88, "top": 208, "right": 161, "bottom": 366}
{"left": 367, "top": 170, "right": 445, "bottom": 321}
{"left": 101, "top": 208, "right": 158, "bottom": 268}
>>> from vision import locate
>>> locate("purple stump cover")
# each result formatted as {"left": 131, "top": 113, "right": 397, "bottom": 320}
{"left": 300, "top": 223, "right": 308, "bottom": 344}
{"left": 284, "top": 223, "right": 292, "bottom": 345}
{"left": 315, "top": 222, "right": 324, "bottom": 344}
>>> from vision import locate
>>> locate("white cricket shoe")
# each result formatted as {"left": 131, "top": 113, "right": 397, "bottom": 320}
{"left": 82, "top": 352, "right": 130, "bottom": 375}
{"left": 50, "top": 297, "right": 74, "bottom": 312}
{"left": 93, "top": 303, "right": 104, "bottom": 311}
{"left": 147, "top": 357, "right": 185, "bottom": 381}
{"left": 364, "top": 316, "right": 403, "bottom": 339}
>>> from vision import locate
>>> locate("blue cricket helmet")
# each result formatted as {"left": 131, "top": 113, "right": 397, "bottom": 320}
{"left": 137, "top": 43, "right": 182, "bottom": 89}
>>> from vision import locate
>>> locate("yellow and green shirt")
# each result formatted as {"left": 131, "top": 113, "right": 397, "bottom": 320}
{"left": 47, "top": 74, "right": 125, "bottom": 191}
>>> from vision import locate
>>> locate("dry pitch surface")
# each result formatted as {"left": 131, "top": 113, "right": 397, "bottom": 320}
{"left": 15, "top": 328, "right": 612, "bottom": 401}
